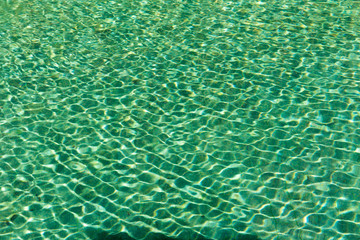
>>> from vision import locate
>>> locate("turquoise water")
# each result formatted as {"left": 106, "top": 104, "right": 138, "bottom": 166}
{"left": 0, "top": 0, "right": 360, "bottom": 239}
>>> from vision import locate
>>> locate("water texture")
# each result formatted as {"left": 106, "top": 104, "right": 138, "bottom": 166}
{"left": 0, "top": 0, "right": 359, "bottom": 239}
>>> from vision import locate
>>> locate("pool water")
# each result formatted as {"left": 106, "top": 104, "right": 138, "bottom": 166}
{"left": 0, "top": 0, "right": 359, "bottom": 239}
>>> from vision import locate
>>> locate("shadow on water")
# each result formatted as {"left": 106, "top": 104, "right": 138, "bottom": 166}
{"left": 86, "top": 228, "right": 261, "bottom": 240}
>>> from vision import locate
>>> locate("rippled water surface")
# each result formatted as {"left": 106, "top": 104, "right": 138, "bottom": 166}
{"left": 0, "top": 0, "right": 360, "bottom": 239}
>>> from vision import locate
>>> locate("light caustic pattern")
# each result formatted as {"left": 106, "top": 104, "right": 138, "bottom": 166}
{"left": 0, "top": 0, "right": 359, "bottom": 240}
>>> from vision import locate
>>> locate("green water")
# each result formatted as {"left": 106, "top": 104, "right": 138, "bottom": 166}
{"left": 0, "top": 0, "right": 359, "bottom": 239}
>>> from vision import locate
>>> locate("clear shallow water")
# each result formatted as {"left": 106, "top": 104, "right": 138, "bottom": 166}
{"left": 0, "top": 0, "right": 359, "bottom": 239}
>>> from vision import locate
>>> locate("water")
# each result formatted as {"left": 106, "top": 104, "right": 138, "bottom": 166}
{"left": 0, "top": 0, "right": 359, "bottom": 239}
